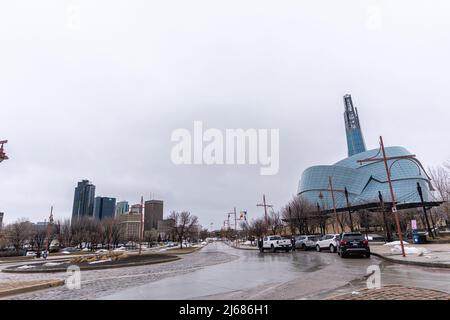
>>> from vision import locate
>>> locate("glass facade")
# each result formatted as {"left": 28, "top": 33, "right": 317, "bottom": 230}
{"left": 298, "top": 146, "right": 432, "bottom": 210}
{"left": 344, "top": 94, "right": 367, "bottom": 157}
{"left": 298, "top": 95, "right": 432, "bottom": 210}
{"left": 94, "top": 197, "right": 117, "bottom": 220}
{"left": 72, "top": 180, "right": 96, "bottom": 219}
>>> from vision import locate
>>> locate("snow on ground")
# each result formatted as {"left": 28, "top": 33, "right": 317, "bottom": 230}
{"left": 384, "top": 241, "right": 410, "bottom": 246}
{"left": 390, "top": 245, "right": 428, "bottom": 256}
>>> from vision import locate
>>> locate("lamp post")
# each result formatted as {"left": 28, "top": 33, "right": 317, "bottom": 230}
{"left": 357, "top": 136, "right": 408, "bottom": 257}
{"left": 378, "top": 191, "right": 392, "bottom": 242}
{"left": 417, "top": 182, "right": 435, "bottom": 238}
{"left": 0, "top": 140, "right": 8, "bottom": 163}
{"left": 344, "top": 187, "right": 354, "bottom": 232}
{"left": 257, "top": 194, "right": 273, "bottom": 234}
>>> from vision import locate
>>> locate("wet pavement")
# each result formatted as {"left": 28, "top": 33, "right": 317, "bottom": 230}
{"left": 3, "top": 241, "right": 449, "bottom": 299}
{"left": 101, "top": 242, "right": 380, "bottom": 300}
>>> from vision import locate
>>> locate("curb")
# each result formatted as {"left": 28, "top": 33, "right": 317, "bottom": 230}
{"left": 371, "top": 252, "right": 450, "bottom": 269}
{"left": 2, "top": 256, "right": 181, "bottom": 274}
{"left": 326, "top": 284, "right": 450, "bottom": 300}
{"left": 166, "top": 245, "right": 205, "bottom": 255}
{"left": 0, "top": 280, "right": 65, "bottom": 298}
{"left": 223, "top": 241, "right": 258, "bottom": 251}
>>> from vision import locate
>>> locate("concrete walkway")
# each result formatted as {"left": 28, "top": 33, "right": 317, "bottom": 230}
{"left": 370, "top": 243, "right": 450, "bottom": 268}
{"left": 328, "top": 285, "right": 450, "bottom": 300}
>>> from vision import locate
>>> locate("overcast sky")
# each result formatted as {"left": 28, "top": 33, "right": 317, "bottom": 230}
{"left": 1, "top": 0, "right": 449, "bottom": 227}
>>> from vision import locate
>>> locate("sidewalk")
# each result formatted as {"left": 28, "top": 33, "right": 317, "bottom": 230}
{"left": 370, "top": 243, "right": 450, "bottom": 268}
{"left": 0, "top": 280, "right": 64, "bottom": 298}
{"left": 328, "top": 285, "right": 450, "bottom": 300}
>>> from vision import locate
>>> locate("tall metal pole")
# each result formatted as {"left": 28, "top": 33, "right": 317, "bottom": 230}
{"left": 328, "top": 176, "right": 342, "bottom": 233}
{"left": 378, "top": 191, "right": 392, "bottom": 242}
{"left": 234, "top": 207, "right": 238, "bottom": 247}
{"left": 139, "top": 196, "right": 144, "bottom": 255}
{"left": 344, "top": 187, "right": 354, "bottom": 232}
{"left": 417, "top": 182, "right": 435, "bottom": 239}
{"left": 45, "top": 206, "right": 54, "bottom": 252}
{"left": 380, "top": 136, "right": 406, "bottom": 257}
{"left": 257, "top": 194, "right": 273, "bottom": 234}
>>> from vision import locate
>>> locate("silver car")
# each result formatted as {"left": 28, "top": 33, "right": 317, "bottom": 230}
{"left": 295, "top": 235, "right": 320, "bottom": 250}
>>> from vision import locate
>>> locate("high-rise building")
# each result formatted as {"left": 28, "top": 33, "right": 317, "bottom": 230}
{"left": 94, "top": 197, "right": 116, "bottom": 220}
{"left": 72, "top": 180, "right": 96, "bottom": 219}
{"left": 298, "top": 95, "right": 433, "bottom": 212}
{"left": 144, "top": 200, "right": 163, "bottom": 231}
{"left": 0, "top": 212, "right": 4, "bottom": 230}
{"left": 115, "top": 201, "right": 129, "bottom": 215}
{"left": 343, "top": 94, "right": 366, "bottom": 157}
{"left": 118, "top": 213, "right": 142, "bottom": 241}
{"left": 130, "top": 204, "right": 142, "bottom": 214}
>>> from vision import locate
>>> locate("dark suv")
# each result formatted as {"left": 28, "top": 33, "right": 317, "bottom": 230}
{"left": 337, "top": 232, "right": 370, "bottom": 258}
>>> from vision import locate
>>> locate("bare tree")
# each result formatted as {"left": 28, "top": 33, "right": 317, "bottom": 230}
{"left": 168, "top": 211, "right": 198, "bottom": 248}
{"left": 267, "top": 210, "right": 283, "bottom": 235}
{"left": 429, "top": 164, "right": 450, "bottom": 226}
{"left": 282, "top": 196, "right": 317, "bottom": 235}
{"left": 57, "top": 219, "right": 72, "bottom": 248}
{"left": 29, "top": 227, "right": 47, "bottom": 258}
{"left": 5, "top": 218, "right": 33, "bottom": 254}
{"left": 248, "top": 218, "right": 267, "bottom": 239}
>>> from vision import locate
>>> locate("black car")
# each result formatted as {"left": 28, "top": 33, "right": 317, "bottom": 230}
{"left": 337, "top": 232, "right": 370, "bottom": 258}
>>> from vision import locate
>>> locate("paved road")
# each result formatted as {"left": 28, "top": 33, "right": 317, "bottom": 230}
{"left": 101, "top": 242, "right": 380, "bottom": 299}
{"left": 2, "top": 242, "right": 449, "bottom": 299}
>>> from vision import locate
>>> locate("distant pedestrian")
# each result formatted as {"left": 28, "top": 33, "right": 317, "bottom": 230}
{"left": 291, "top": 237, "right": 296, "bottom": 251}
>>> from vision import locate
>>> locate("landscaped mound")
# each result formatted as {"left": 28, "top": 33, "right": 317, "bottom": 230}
{"left": 2, "top": 252, "right": 179, "bottom": 273}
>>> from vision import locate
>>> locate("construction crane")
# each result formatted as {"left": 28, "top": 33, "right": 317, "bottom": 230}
{"left": 0, "top": 140, "right": 8, "bottom": 163}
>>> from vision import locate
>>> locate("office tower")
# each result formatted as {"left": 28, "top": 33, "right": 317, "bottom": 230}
{"left": 343, "top": 94, "right": 367, "bottom": 157}
{"left": 94, "top": 197, "right": 116, "bottom": 220}
{"left": 144, "top": 200, "right": 163, "bottom": 231}
{"left": 72, "top": 180, "right": 96, "bottom": 219}
{"left": 115, "top": 201, "right": 129, "bottom": 215}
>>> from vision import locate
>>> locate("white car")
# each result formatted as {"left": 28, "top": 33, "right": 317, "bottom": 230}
{"left": 260, "top": 235, "right": 292, "bottom": 252}
{"left": 25, "top": 251, "right": 37, "bottom": 257}
{"left": 315, "top": 234, "right": 340, "bottom": 253}
{"left": 95, "top": 249, "right": 109, "bottom": 254}
{"left": 295, "top": 235, "right": 320, "bottom": 250}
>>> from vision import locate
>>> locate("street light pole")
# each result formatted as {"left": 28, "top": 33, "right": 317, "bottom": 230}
{"left": 257, "top": 194, "right": 273, "bottom": 234}
{"left": 344, "top": 187, "right": 354, "bottom": 232}
{"left": 378, "top": 191, "right": 392, "bottom": 242}
{"left": 328, "top": 176, "right": 343, "bottom": 233}
{"left": 379, "top": 136, "right": 406, "bottom": 257}
{"left": 417, "top": 182, "right": 435, "bottom": 239}
{"left": 139, "top": 196, "right": 144, "bottom": 255}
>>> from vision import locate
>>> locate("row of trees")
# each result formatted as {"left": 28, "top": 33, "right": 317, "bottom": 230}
{"left": 232, "top": 162, "right": 450, "bottom": 241}
{"left": 0, "top": 211, "right": 203, "bottom": 255}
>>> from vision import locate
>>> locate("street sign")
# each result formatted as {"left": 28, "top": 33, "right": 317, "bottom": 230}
{"left": 411, "top": 220, "right": 417, "bottom": 230}
{"left": 392, "top": 206, "right": 397, "bottom": 213}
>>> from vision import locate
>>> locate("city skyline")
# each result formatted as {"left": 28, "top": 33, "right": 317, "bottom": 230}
{"left": 1, "top": 1, "right": 450, "bottom": 229}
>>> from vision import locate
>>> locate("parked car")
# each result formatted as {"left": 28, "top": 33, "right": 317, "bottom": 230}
{"left": 295, "top": 235, "right": 320, "bottom": 250}
{"left": 337, "top": 232, "right": 371, "bottom": 258}
{"left": 25, "top": 251, "right": 36, "bottom": 257}
{"left": 315, "top": 234, "right": 340, "bottom": 253}
{"left": 261, "top": 235, "right": 292, "bottom": 252}
{"left": 60, "top": 247, "right": 80, "bottom": 254}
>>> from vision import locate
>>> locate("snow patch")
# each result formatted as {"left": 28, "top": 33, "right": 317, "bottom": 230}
{"left": 88, "top": 258, "right": 112, "bottom": 264}
{"left": 384, "top": 241, "right": 409, "bottom": 246}
{"left": 390, "top": 245, "right": 429, "bottom": 255}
